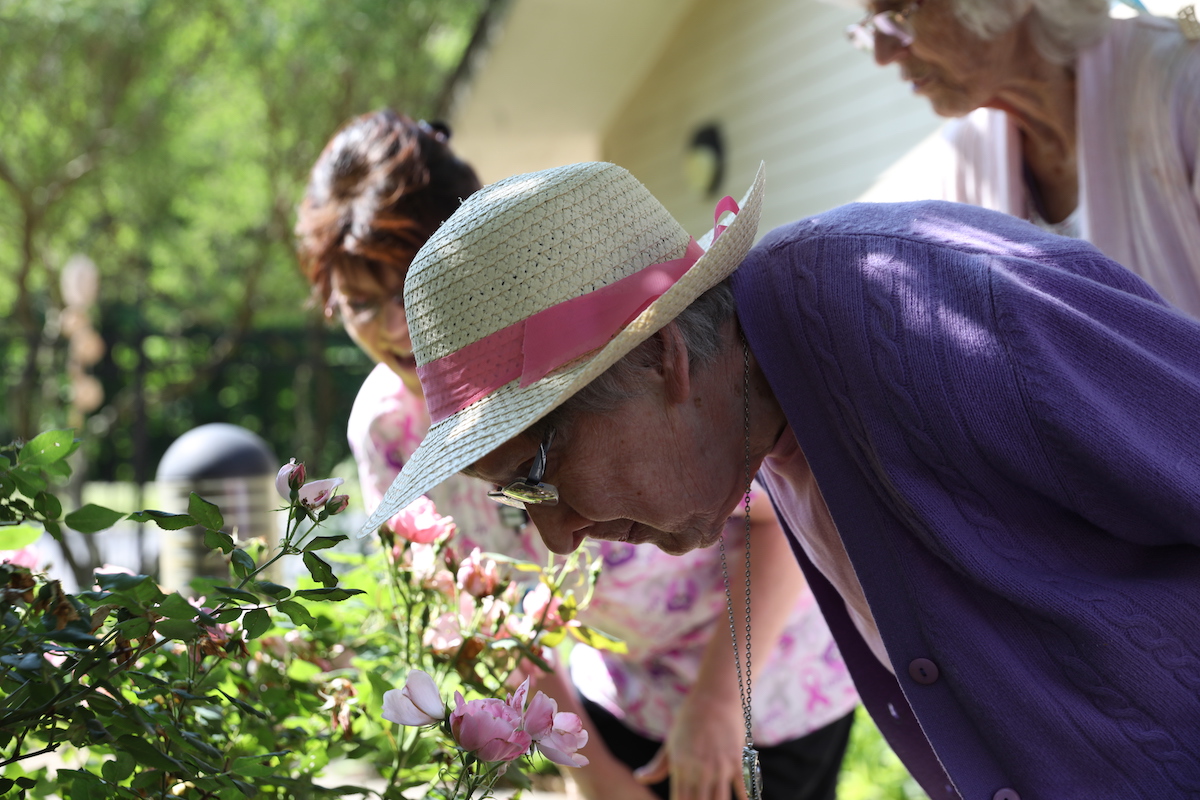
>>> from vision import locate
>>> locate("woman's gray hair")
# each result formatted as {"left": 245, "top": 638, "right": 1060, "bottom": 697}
{"left": 530, "top": 280, "right": 736, "bottom": 436}
{"left": 952, "top": 0, "right": 1110, "bottom": 64}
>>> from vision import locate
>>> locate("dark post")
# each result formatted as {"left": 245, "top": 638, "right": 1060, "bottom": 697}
{"left": 155, "top": 423, "right": 279, "bottom": 594}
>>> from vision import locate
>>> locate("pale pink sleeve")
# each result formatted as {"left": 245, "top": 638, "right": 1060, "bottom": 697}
{"left": 347, "top": 365, "right": 427, "bottom": 516}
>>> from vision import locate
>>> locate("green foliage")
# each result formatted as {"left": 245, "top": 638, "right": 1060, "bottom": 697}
{"left": 838, "top": 707, "right": 930, "bottom": 800}
{"left": 0, "top": 0, "right": 488, "bottom": 478}
{"left": 0, "top": 434, "right": 595, "bottom": 797}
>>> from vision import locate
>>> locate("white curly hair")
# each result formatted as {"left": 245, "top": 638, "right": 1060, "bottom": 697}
{"left": 834, "top": 0, "right": 1112, "bottom": 64}
{"left": 953, "top": 0, "right": 1111, "bottom": 64}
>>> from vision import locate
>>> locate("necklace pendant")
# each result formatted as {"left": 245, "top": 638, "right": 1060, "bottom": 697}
{"left": 742, "top": 745, "right": 763, "bottom": 800}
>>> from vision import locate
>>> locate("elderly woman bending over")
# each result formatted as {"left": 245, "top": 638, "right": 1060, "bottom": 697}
{"left": 365, "top": 161, "right": 1200, "bottom": 799}
{"left": 851, "top": 0, "right": 1200, "bottom": 317}
{"left": 298, "top": 114, "right": 856, "bottom": 800}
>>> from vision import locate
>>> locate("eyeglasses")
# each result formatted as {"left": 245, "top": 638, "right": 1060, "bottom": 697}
{"left": 329, "top": 291, "right": 405, "bottom": 328}
{"left": 487, "top": 429, "right": 559, "bottom": 508}
{"left": 846, "top": 2, "right": 921, "bottom": 51}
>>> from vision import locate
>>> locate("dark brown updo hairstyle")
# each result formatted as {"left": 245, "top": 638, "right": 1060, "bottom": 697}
{"left": 295, "top": 110, "right": 483, "bottom": 305}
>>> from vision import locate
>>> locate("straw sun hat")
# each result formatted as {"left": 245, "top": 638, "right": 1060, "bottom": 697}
{"left": 363, "top": 160, "right": 765, "bottom": 535}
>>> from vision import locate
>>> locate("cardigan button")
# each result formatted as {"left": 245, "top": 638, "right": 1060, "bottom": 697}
{"left": 908, "top": 658, "right": 940, "bottom": 685}
{"left": 993, "top": 790, "right": 1020, "bottom": 800}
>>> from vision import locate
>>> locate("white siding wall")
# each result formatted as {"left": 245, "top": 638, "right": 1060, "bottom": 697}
{"left": 603, "top": 0, "right": 942, "bottom": 237}
{"left": 449, "top": 0, "right": 695, "bottom": 183}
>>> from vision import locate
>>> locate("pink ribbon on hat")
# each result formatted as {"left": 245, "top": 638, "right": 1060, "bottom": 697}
{"left": 418, "top": 196, "right": 740, "bottom": 422}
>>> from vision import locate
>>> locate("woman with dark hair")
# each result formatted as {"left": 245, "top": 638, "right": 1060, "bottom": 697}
{"left": 295, "top": 112, "right": 857, "bottom": 800}
{"left": 297, "top": 111, "right": 481, "bottom": 379}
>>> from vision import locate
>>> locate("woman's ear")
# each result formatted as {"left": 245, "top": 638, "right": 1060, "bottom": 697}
{"left": 657, "top": 322, "right": 691, "bottom": 405}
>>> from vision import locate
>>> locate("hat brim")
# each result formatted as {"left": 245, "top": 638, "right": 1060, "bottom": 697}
{"left": 362, "top": 162, "right": 766, "bottom": 534}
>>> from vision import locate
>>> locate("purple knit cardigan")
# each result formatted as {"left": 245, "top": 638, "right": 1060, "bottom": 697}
{"left": 732, "top": 201, "right": 1200, "bottom": 800}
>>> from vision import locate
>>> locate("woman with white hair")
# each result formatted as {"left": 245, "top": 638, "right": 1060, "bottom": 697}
{"left": 851, "top": 0, "right": 1200, "bottom": 317}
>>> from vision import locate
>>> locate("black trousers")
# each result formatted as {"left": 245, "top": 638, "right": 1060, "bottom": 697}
{"left": 581, "top": 697, "right": 855, "bottom": 800}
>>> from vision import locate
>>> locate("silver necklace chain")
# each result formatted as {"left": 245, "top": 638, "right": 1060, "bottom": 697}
{"left": 719, "top": 334, "right": 762, "bottom": 799}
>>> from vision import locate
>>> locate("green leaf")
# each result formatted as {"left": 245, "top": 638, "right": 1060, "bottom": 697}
{"left": 295, "top": 587, "right": 365, "bottom": 602}
{"left": 365, "top": 670, "right": 393, "bottom": 705}
{"left": 102, "top": 752, "right": 136, "bottom": 783}
{"left": 210, "top": 607, "right": 243, "bottom": 624}
{"left": 275, "top": 599, "right": 315, "bottom": 628}
{"left": 219, "top": 690, "right": 268, "bottom": 720}
{"left": 34, "top": 491, "right": 62, "bottom": 520}
{"left": 156, "top": 618, "right": 200, "bottom": 641}
{"left": 483, "top": 552, "right": 542, "bottom": 568}
{"left": 114, "top": 734, "right": 184, "bottom": 772}
{"left": 214, "top": 585, "right": 259, "bottom": 604}
{"left": 44, "top": 623, "right": 100, "bottom": 645}
{"left": 302, "top": 534, "right": 347, "bottom": 552}
{"left": 1, "top": 652, "right": 45, "bottom": 672}
{"left": 242, "top": 608, "right": 270, "bottom": 639}
{"left": 19, "top": 430, "right": 76, "bottom": 466}
{"left": 9, "top": 467, "right": 47, "bottom": 497}
{"left": 233, "top": 778, "right": 259, "bottom": 798}
{"left": 64, "top": 504, "right": 125, "bottom": 534}
{"left": 568, "top": 623, "right": 629, "bottom": 654}
{"left": 188, "top": 493, "right": 223, "bottom": 531}
{"left": 95, "top": 572, "right": 159, "bottom": 600}
{"left": 0, "top": 523, "right": 41, "bottom": 550}
{"left": 302, "top": 551, "right": 337, "bottom": 588}
{"left": 157, "top": 592, "right": 200, "bottom": 620}
{"left": 42, "top": 459, "right": 73, "bottom": 480}
{"left": 181, "top": 731, "right": 225, "bottom": 762}
{"left": 114, "top": 617, "right": 152, "bottom": 639}
{"left": 127, "top": 509, "right": 196, "bottom": 530}
{"left": 231, "top": 548, "right": 255, "bottom": 578}
{"left": 68, "top": 770, "right": 105, "bottom": 800}
{"left": 128, "top": 670, "right": 169, "bottom": 687}
{"left": 253, "top": 580, "right": 290, "bottom": 599}
{"left": 204, "top": 529, "right": 236, "bottom": 554}
{"left": 43, "top": 519, "right": 62, "bottom": 541}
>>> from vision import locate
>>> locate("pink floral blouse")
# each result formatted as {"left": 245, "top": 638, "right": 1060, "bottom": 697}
{"left": 348, "top": 364, "right": 858, "bottom": 745}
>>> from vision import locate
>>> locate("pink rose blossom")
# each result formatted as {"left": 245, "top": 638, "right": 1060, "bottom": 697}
{"left": 521, "top": 582, "right": 568, "bottom": 630}
{"left": 275, "top": 459, "right": 306, "bottom": 499}
{"left": 405, "top": 542, "right": 438, "bottom": 583}
{"left": 534, "top": 711, "right": 589, "bottom": 767}
{"left": 450, "top": 692, "right": 531, "bottom": 763}
{"left": 325, "top": 494, "right": 350, "bottom": 515}
{"left": 299, "top": 478, "right": 345, "bottom": 509}
{"left": 424, "top": 569, "right": 457, "bottom": 597}
{"left": 387, "top": 496, "right": 454, "bottom": 544}
{"left": 477, "top": 596, "right": 512, "bottom": 637}
{"left": 382, "top": 669, "right": 446, "bottom": 727}
{"left": 1, "top": 546, "right": 39, "bottom": 570}
{"left": 457, "top": 548, "right": 503, "bottom": 598}
{"left": 423, "top": 612, "right": 464, "bottom": 655}
{"left": 521, "top": 688, "right": 589, "bottom": 767}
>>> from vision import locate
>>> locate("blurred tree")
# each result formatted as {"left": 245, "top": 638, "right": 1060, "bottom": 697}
{"left": 0, "top": 0, "right": 489, "bottom": 485}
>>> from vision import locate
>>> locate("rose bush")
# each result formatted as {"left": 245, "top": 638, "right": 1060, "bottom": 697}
{"left": 0, "top": 431, "right": 615, "bottom": 799}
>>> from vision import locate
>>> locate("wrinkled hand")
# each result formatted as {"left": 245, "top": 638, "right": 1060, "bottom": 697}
{"left": 633, "top": 694, "right": 748, "bottom": 800}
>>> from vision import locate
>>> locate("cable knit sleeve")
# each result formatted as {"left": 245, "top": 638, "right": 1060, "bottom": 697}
{"left": 735, "top": 201, "right": 1200, "bottom": 798}
{"left": 986, "top": 237, "right": 1200, "bottom": 548}
{"left": 749, "top": 201, "right": 1200, "bottom": 549}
